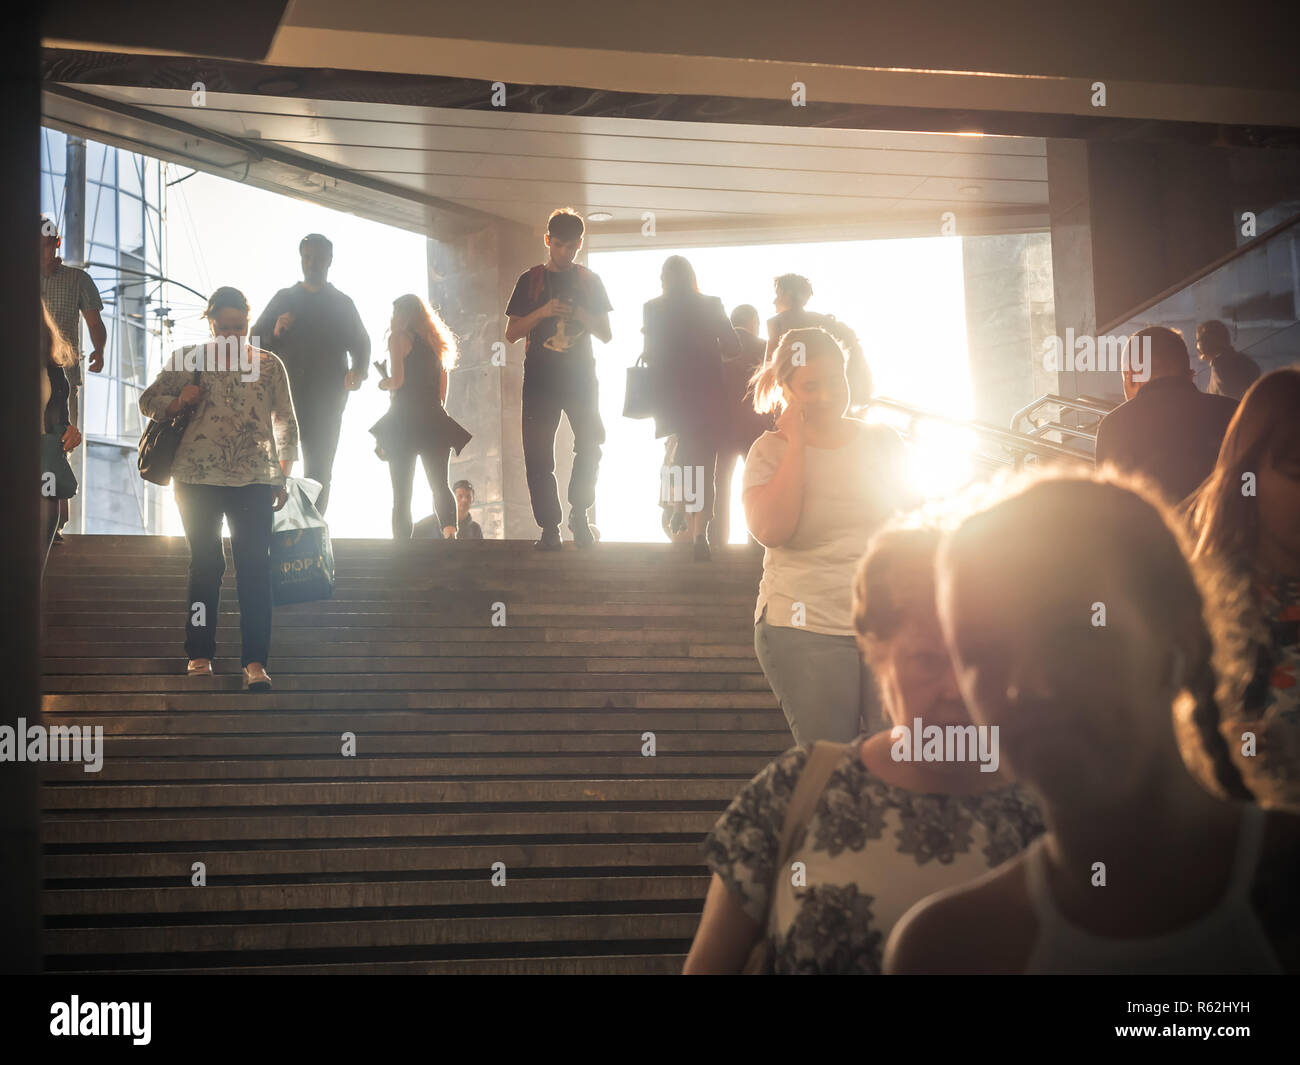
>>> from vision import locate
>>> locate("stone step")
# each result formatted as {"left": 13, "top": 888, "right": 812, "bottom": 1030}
{"left": 36, "top": 710, "right": 785, "bottom": 733}
{"left": 59, "top": 955, "right": 686, "bottom": 975}
{"left": 37, "top": 731, "right": 787, "bottom": 758}
{"left": 44, "top": 841, "right": 706, "bottom": 879}
{"left": 44, "top": 875, "right": 710, "bottom": 916}
{"left": 41, "top": 753, "right": 772, "bottom": 782}
{"left": 41, "top": 777, "right": 760, "bottom": 808}
{"left": 45, "top": 912, "right": 702, "bottom": 955}
{"left": 42, "top": 650, "right": 758, "bottom": 671}
{"left": 43, "top": 809, "right": 722, "bottom": 844}
{"left": 41, "top": 629, "right": 758, "bottom": 650}
{"left": 42, "top": 690, "right": 779, "bottom": 711}
{"left": 41, "top": 672, "right": 768, "bottom": 694}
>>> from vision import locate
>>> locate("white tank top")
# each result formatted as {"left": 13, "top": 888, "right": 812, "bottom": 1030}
{"left": 1023, "top": 805, "right": 1282, "bottom": 974}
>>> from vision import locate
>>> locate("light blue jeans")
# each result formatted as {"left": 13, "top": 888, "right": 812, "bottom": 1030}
{"left": 754, "top": 609, "right": 883, "bottom": 745}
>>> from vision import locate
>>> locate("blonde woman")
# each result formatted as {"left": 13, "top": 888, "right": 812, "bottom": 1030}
{"left": 742, "top": 327, "right": 911, "bottom": 744}
{"left": 40, "top": 300, "right": 81, "bottom": 573}
{"left": 372, "top": 294, "right": 470, "bottom": 541}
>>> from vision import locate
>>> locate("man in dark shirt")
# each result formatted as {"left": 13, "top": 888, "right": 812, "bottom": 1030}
{"left": 711, "top": 304, "right": 773, "bottom": 547}
{"left": 1095, "top": 326, "right": 1239, "bottom": 505}
{"left": 505, "top": 208, "right": 612, "bottom": 550}
{"left": 1196, "top": 319, "right": 1262, "bottom": 400}
{"left": 251, "top": 234, "right": 370, "bottom": 514}
{"left": 453, "top": 480, "right": 484, "bottom": 540}
{"left": 765, "top": 273, "right": 871, "bottom": 409}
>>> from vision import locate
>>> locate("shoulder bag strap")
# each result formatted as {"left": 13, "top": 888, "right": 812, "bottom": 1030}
{"left": 741, "top": 740, "right": 847, "bottom": 974}
{"left": 773, "top": 741, "right": 847, "bottom": 872}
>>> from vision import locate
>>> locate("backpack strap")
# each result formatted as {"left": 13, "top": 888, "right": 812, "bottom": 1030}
{"left": 525, "top": 263, "right": 548, "bottom": 305}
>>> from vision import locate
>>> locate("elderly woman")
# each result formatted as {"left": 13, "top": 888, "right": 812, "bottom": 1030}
{"left": 140, "top": 286, "right": 298, "bottom": 691}
{"left": 683, "top": 526, "right": 1044, "bottom": 974}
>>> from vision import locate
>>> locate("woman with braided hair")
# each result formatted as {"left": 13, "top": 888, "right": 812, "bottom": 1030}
{"left": 1189, "top": 367, "right": 1300, "bottom": 811}
{"left": 885, "top": 472, "right": 1300, "bottom": 974}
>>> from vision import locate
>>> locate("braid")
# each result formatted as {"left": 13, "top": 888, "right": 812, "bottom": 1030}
{"left": 1186, "top": 636, "right": 1254, "bottom": 802}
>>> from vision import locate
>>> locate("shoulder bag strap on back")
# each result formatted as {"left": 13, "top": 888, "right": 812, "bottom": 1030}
{"left": 741, "top": 740, "right": 848, "bottom": 973}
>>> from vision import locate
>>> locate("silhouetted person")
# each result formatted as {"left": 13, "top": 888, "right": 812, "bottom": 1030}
{"left": 40, "top": 217, "right": 105, "bottom": 540}
{"left": 1095, "top": 326, "right": 1238, "bottom": 505}
{"left": 373, "top": 295, "right": 463, "bottom": 542}
{"left": 711, "top": 304, "right": 773, "bottom": 547}
{"left": 505, "top": 208, "right": 612, "bottom": 551}
{"left": 1197, "top": 319, "right": 1261, "bottom": 400}
{"left": 251, "top": 234, "right": 370, "bottom": 514}
{"left": 642, "top": 255, "right": 740, "bottom": 561}
{"left": 765, "top": 273, "right": 870, "bottom": 409}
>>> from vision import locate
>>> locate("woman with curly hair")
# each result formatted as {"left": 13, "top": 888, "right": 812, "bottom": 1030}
{"left": 372, "top": 294, "right": 470, "bottom": 542}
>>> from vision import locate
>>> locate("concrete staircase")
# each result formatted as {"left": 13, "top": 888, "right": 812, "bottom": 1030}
{"left": 39, "top": 535, "right": 787, "bottom": 973}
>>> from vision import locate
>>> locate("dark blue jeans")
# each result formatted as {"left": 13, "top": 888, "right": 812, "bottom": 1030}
{"left": 174, "top": 482, "right": 275, "bottom": 667}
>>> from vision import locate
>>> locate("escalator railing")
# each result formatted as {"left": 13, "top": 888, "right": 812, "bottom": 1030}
{"left": 865, "top": 395, "right": 1095, "bottom": 472}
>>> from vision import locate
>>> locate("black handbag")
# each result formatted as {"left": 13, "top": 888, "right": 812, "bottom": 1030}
{"left": 623, "top": 354, "right": 655, "bottom": 420}
{"left": 40, "top": 433, "right": 78, "bottom": 499}
{"left": 138, "top": 369, "right": 200, "bottom": 486}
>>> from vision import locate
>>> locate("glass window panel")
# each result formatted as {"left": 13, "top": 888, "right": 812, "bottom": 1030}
{"left": 89, "top": 188, "right": 117, "bottom": 247}
{"left": 119, "top": 322, "right": 149, "bottom": 387}
{"left": 119, "top": 385, "right": 143, "bottom": 438}
{"left": 144, "top": 158, "right": 160, "bottom": 204}
{"left": 86, "top": 140, "right": 113, "bottom": 185}
{"left": 119, "top": 153, "right": 142, "bottom": 197}
{"left": 41, "top": 181, "right": 58, "bottom": 221}
{"left": 42, "top": 128, "right": 67, "bottom": 173}
{"left": 119, "top": 191, "right": 144, "bottom": 255}
{"left": 82, "top": 374, "right": 110, "bottom": 437}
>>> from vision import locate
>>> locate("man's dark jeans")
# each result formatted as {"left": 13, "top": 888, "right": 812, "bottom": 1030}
{"left": 294, "top": 386, "right": 345, "bottom": 515}
{"left": 522, "top": 363, "right": 605, "bottom": 531}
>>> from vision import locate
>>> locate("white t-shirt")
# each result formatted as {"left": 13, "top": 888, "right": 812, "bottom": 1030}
{"left": 742, "top": 421, "right": 907, "bottom": 636}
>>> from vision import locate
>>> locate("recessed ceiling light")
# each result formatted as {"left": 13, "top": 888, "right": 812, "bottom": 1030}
{"left": 958, "top": 185, "right": 982, "bottom": 194}
{"left": 587, "top": 211, "right": 613, "bottom": 222}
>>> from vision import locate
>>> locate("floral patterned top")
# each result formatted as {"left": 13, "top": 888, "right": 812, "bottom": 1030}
{"left": 1224, "top": 575, "right": 1300, "bottom": 811}
{"left": 139, "top": 345, "right": 299, "bottom": 488}
{"left": 704, "top": 737, "right": 1045, "bottom": 974}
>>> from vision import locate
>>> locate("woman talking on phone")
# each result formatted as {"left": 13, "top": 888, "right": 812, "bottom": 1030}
{"left": 742, "top": 327, "right": 911, "bottom": 744}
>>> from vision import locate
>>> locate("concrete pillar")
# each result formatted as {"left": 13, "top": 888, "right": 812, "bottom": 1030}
{"left": 427, "top": 218, "right": 537, "bottom": 538}
{"left": 961, "top": 232, "right": 1057, "bottom": 427}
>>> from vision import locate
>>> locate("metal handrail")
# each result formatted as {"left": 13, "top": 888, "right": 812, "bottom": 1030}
{"left": 865, "top": 396, "right": 1094, "bottom": 466}
{"left": 1009, "top": 392, "right": 1117, "bottom": 434}
{"left": 1027, "top": 421, "right": 1100, "bottom": 443}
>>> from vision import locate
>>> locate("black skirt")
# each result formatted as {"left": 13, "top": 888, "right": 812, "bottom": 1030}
{"left": 371, "top": 402, "right": 472, "bottom": 459}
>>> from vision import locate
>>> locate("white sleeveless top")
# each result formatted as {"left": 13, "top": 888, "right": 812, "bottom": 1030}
{"left": 1023, "top": 805, "right": 1281, "bottom": 974}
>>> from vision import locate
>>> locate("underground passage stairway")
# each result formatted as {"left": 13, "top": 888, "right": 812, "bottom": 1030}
{"left": 39, "top": 535, "right": 788, "bottom": 974}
